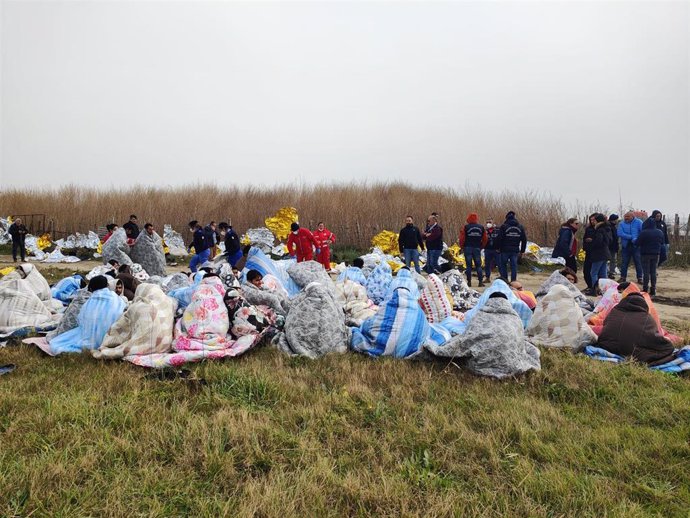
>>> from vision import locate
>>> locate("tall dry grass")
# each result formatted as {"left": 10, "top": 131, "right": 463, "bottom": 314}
{"left": 0, "top": 182, "right": 567, "bottom": 247}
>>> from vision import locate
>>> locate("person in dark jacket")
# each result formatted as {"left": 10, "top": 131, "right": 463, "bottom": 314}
{"left": 188, "top": 220, "right": 210, "bottom": 273}
{"left": 637, "top": 217, "right": 665, "bottom": 295}
{"left": 422, "top": 215, "right": 443, "bottom": 274}
{"left": 497, "top": 211, "right": 527, "bottom": 282}
{"left": 483, "top": 218, "right": 500, "bottom": 282}
{"left": 398, "top": 216, "right": 425, "bottom": 274}
{"left": 8, "top": 217, "right": 28, "bottom": 263}
{"left": 586, "top": 213, "right": 611, "bottom": 295}
{"left": 122, "top": 215, "right": 140, "bottom": 241}
{"left": 458, "top": 213, "right": 488, "bottom": 286}
{"left": 607, "top": 214, "right": 619, "bottom": 279}
{"left": 218, "top": 222, "right": 242, "bottom": 267}
{"left": 597, "top": 292, "right": 674, "bottom": 365}
{"left": 581, "top": 214, "right": 597, "bottom": 290}
{"left": 204, "top": 221, "right": 219, "bottom": 259}
{"left": 551, "top": 218, "right": 579, "bottom": 272}
{"left": 651, "top": 210, "right": 670, "bottom": 266}
{"left": 116, "top": 264, "right": 140, "bottom": 301}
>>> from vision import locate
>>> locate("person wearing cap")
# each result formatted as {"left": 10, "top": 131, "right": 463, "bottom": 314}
{"left": 287, "top": 222, "right": 318, "bottom": 263}
{"left": 607, "top": 214, "right": 620, "bottom": 279}
{"left": 617, "top": 211, "right": 643, "bottom": 284}
{"left": 497, "top": 211, "right": 527, "bottom": 282}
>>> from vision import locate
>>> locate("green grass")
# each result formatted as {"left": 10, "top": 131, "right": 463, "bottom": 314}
{"left": 1, "top": 345, "right": 689, "bottom": 517}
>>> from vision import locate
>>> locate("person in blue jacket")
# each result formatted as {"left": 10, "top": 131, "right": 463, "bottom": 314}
{"left": 637, "top": 218, "right": 665, "bottom": 295}
{"left": 617, "top": 211, "right": 643, "bottom": 284}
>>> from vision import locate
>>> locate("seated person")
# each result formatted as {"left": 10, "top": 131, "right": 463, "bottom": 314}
{"left": 337, "top": 257, "right": 367, "bottom": 286}
{"left": 597, "top": 292, "right": 675, "bottom": 365}
{"left": 241, "top": 269, "right": 290, "bottom": 316}
{"left": 116, "top": 264, "right": 140, "bottom": 301}
{"left": 509, "top": 280, "right": 536, "bottom": 310}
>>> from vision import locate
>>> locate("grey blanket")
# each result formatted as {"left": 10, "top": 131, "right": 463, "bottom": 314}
{"left": 242, "top": 282, "right": 291, "bottom": 316}
{"left": 130, "top": 231, "right": 166, "bottom": 277}
{"left": 46, "top": 289, "right": 92, "bottom": 339}
{"left": 287, "top": 261, "right": 335, "bottom": 295}
{"left": 535, "top": 271, "right": 594, "bottom": 314}
{"left": 102, "top": 228, "right": 133, "bottom": 266}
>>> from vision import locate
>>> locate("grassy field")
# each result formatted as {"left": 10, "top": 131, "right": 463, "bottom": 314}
{"left": 1, "top": 342, "right": 689, "bottom": 517}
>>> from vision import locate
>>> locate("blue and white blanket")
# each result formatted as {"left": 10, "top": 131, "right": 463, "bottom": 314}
{"left": 584, "top": 345, "right": 690, "bottom": 373}
{"left": 460, "top": 279, "right": 532, "bottom": 332}
{"left": 243, "top": 247, "right": 300, "bottom": 297}
{"left": 386, "top": 268, "right": 419, "bottom": 300}
{"left": 337, "top": 266, "right": 367, "bottom": 286}
{"left": 168, "top": 272, "right": 205, "bottom": 310}
{"left": 365, "top": 262, "right": 393, "bottom": 305}
{"left": 51, "top": 275, "right": 83, "bottom": 304}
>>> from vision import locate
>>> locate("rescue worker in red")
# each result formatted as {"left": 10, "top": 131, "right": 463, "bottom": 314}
{"left": 287, "top": 222, "right": 318, "bottom": 262}
{"left": 312, "top": 221, "right": 336, "bottom": 271}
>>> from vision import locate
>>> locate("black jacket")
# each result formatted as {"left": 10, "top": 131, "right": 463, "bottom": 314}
{"left": 123, "top": 221, "right": 140, "bottom": 239}
{"left": 588, "top": 222, "right": 612, "bottom": 262}
{"left": 485, "top": 227, "right": 500, "bottom": 250}
{"left": 608, "top": 224, "right": 619, "bottom": 254}
{"left": 225, "top": 227, "right": 241, "bottom": 255}
{"left": 655, "top": 220, "right": 669, "bottom": 245}
{"left": 398, "top": 225, "right": 425, "bottom": 252}
{"left": 192, "top": 228, "right": 209, "bottom": 253}
{"left": 497, "top": 218, "right": 527, "bottom": 254}
{"left": 8, "top": 223, "right": 27, "bottom": 244}
{"left": 638, "top": 219, "right": 665, "bottom": 255}
{"left": 582, "top": 225, "right": 596, "bottom": 254}
{"left": 424, "top": 224, "right": 443, "bottom": 250}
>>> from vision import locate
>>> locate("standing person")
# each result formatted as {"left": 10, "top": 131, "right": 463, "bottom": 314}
{"left": 651, "top": 210, "right": 670, "bottom": 266}
{"left": 218, "top": 222, "right": 242, "bottom": 267}
{"left": 458, "top": 213, "right": 487, "bottom": 286}
{"left": 607, "top": 214, "right": 619, "bottom": 279}
{"left": 637, "top": 217, "right": 665, "bottom": 295}
{"left": 204, "top": 221, "right": 219, "bottom": 259}
{"left": 497, "top": 211, "right": 527, "bottom": 282}
{"left": 582, "top": 214, "right": 597, "bottom": 290}
{"left": 398, "top": 216, "right": 425, "bottom": 274}
{"left": 312, "top": 222, "right": 336, "bottom": 271}
{"left": 422, "top": 215, "right": 443, "bottom": 274}
{"left": 552, "top": 218, "right": 579, "bottom": 272}
{"left": 287, "top": 222, "right": 318, "bottom": 263}
{"left": 123, "top": 215, "right": 140, "bottom": 241}
{"left": 617, "top": 211, "right": 643, "bottom": 284}
{"left": 483, "top": 218, "right": 500, "bottom": 282}
{"left": 586, "top": 213, "right": 612, "bottom": 296}
{"left": 188, "top": 220, "right": 210, "bottom": 273}
{"left": 8, "top": 217, "right": 28, "bottom": 263}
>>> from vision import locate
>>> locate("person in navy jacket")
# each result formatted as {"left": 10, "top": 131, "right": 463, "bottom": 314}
{"left": 637, "top": 217, "right": 665, "bottom": 295}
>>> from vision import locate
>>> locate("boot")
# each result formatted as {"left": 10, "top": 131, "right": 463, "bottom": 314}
{"left": 642, "top": 285, "right": 648, "bottom": 293}
{"left": 478, "top": 280, "right": 485, "bottom": 287}
{"left": 637, "top": 277, "right": 643, "bottom": 284}
{"left": 650, "top": 286, "right": 656, "bottom": 296}
{"left": 466, "top": 277, "right": 471, "bottom": 287}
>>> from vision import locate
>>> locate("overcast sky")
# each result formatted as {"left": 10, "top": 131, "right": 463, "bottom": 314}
{"left": 1, "top": 0, "right": 688, "bottom": 215}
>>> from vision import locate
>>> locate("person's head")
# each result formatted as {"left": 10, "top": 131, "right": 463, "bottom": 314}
{"left": 209, "top": 221, "right": 216, "bottom": 231}
{"left": 218, "top": 222, "right": 229, "bottom": 232}
{"left": 106, "top": 223, "right": 116, "bottom": 232}
{"left": 246, "top": 269, "right": 263, "bottom": 288}
{"left": 588, "top": 213, "right": 597, "bottom": 226}
{"left": 505, "top": 211, "right": 516, "bottom": 220}
{"left": 144, "top": 223, "right": 154, "bottom": 236}
{"left": 509, "top": 281, "right": 523, "bottom": 291}
{"left": 489, "top": 292, "right": 508, "bottom": 300}
{"left": 290, "top": 222, "right": 300, "bottom": 234}
{"left": 427, "top": 215, "right": 437, "bottom": 225}
{"left": 353, "top": 257, "right": 364, "bottom": 269}
{"left": 118, "top": 264, "right": 131, "bottom": 274}
{"left": 565, "top": 217, "right": 579, "bottom": 229}
{"left": 405, "top": 216, "right": 414, "bottom": 226}
{"left": 594, "top": 213, "right": 606, "bottom": 224}
{"left": 114, "top": 279, "right": 124, "bottom": 296}
{"left": 129, "top": 215, "right": 137, "bottom": 223}
{"left": 651, "top": 210, "right": 662, "bottom": 221}
{"left": 87, "top": 275, "right": 109, "bottom": 293}
{"left": 560, "top": 267, "right": 578, "bottom": 284}
{"left": 485, "top": 218, "right": 494, "bottom": 228}
{"left": 608, "top": 214, "right": 619, "bottom": 225}
{"left": 642, "top": 217, "right": 656, "bottom": 230}
{"left": 188, "top": 220, "right": 200, "bottom": 231}
{"left": 317, "top": 222, "right": 325, "bottom": 231}
{"left": 466, "top": 213, "right": 479, "bottom": 224}
{"left": 623, "top": 211, "right": 634, "bottom": 223}
{"left": 108, "top": 259, "right": 120, "bottom": 269}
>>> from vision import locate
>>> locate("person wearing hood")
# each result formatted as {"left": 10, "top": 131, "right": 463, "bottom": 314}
{"left": 617, "top": 211, "right": 643, "bottom": 284}
{"left": 422, "top": 214, "right": 443, "bottom": 274}
{"left": 581, "top": 214, "right": 597, "bottom": 290}
{"left": 483, "top": 218, "right": 500, "bottom": 282}
{"left": 287, "top": 222, "right": 318, "bottom": 263}
{"left": 607, "top": 214, "right": 620, "bottom": 279}
{"left": 585, "top": 213, "right": 612, "bottom": 296}
{"left": 218, "top": 222, "right": 242, "bottom": 267}
{"left": 458, "top": 213, "right": 488, "bottom": 287}
{"left": 551, "top": 218, "right": 579, "bottom": 272}
{"left": 497, "top": 211, "right": 527, "bottom": 282}
{"left": 312, "top": 221, "right": 337, "bottom": 271}
{"left": 637, "top": 217, "right": 665, "bottom": 295}
{"left": 651, "top": 210, "right": 670, "bottom": 266}
{"left": 398, "top": 216, "right": 425, "bottom": 274}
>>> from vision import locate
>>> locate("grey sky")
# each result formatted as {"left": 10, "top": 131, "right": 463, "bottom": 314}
{"left": 1, "top": 0, "right": 688, "bottom": 215}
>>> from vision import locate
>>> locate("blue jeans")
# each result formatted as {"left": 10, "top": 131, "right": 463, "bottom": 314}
{"left": 464, "top": 247, "right": 483, "bottom": 281}
{"left": 590, "top": 260, "right": 607, "bottom": 290}
{"left": 425, "top": 249, "right": 441, "bottom": 274}
{"left": 499, "top": 252, "right": 519, "bottom": 282}
{"left": 190, "top": 248, "right": 211, "bottom": 273}
{"left": 403, "top": 249, "right": 422, "bottom": 273}
{"left": 620, "top": 243, "right": 642, "bottom": 280}
{"left": 484, "top": 249, "right": 499, "bottom": 279}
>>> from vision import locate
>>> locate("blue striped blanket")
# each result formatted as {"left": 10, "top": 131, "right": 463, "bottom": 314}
{"left": 460, "top": 279, "right": 532, "bottom": 332}
{"left": 337, "top": 266, "right": 367, "bottom": 286}
{"left": 243, "top": 247, "right": 300, "bottom": 297}
{"left": 584, "top": 345, "right": 690, "bottom": 373}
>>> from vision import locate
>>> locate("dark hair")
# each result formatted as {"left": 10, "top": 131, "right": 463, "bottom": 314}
{"left": 218, "top": 222, "right": 229, "bottom": 230}
{"left": 559, "top": 267, "right": 578, "bottom": 284}
{"left": 108, "top": 259, "right": 119, "bottom": 267}
{"left": 210, "top": 220, "right": 216, "bottom": 226}
{"left": 489, "top": 292, "right": 508, "bottom": 300}
{"left": 129, "top": 214, "right": 137, "bottom": 220}
{"left": 242, "top": 244, "right": 251, "bottom": 255}
{"left": 317, "top": 221, "right": 324, "bottom": 226}
{"left": 79, "top": 276, "right": 87, "bottom": 289}
{"left": 353, "top": 258, "right": 364, "bottom": 268}
{"left": 406, "top": 215, "right": 413, "bottom": 219}
{"left": 144, "top": 223, "right": 153, "bottom": 230}
{"left": 87, "top": 275, "right": 109, "bottom": 292}
{"left": 118, "top": 264, "right": 131, "bottom": 274}
{"left": 588, "top": 213, "right": 598, "bottom": 224}
{"left": 106, "top": 223, "right": 116, "bottom": 232}
{"left": 564, "top": 217, "right": 578, "bottom": 226}
{"left": 200, "top": 267, "right": 214, "bottom": 274}
{"left": 290, "top": 222, "right": 299, "bottom": 231}
{"left": 618, "top": 281, "right": 631, "bottom": 291}
{"left": 595, "top": 213, "right": 606, "bottom": 223}
{"left": 246, "top": 269, "right": 263, "bottom": 283}
{"left": 188, "top": 220, "right": 199, "bottom": 228}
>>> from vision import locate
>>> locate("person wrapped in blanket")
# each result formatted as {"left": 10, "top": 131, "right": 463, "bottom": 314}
{"left": 241, "top": 270, "right": 291, "bottom": 317}
{"left": 223, "top": 287, "right": 282, "bottom": 342}
{"left": 51, "top": 274, "right": 87, "bottom": 304}
{"left": 337, "top": 257, "right": 367, "bottom": 286}
{"left": 509, "top": 280, "right": 536, "bottom": 311}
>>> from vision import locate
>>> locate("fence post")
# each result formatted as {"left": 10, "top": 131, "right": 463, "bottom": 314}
{"left": 543, "top": 221, "right": 548, "bottom": 246}
{"left": 674, "top": 214, "right": 680, "bottom": 241}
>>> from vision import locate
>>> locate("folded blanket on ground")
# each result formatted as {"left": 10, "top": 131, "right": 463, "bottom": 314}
{"left": 366, "top": 262, "right": 393, "bottom": 305}
{"left": 425, "top": 297, "right": 541, "bottom": 379}
{"left": 102, "top": 228, "right": 132, "bottom": 266}
{"left": 337, "top": 266, "right": 367, "bottom": 286}
{"left": 527, "top": 284, "right": 598, "bottom": 351}
{"left": 0, "top": 279, "right": 60, "bottom": 339}
{"left": 334, "top": 280, "right": 377, "bottom": 327}
{"left": 419, "top": 274, "right": 453, "bottom": 323}
{"left": 439, "top": 269, "right": 479, "bottom": 311}
{"left": 94, "top": 284, "right": 177, "bottom": 359}
{"left": 130, "top": 231, "right": 167, "bottom": 277}
{"left": 41, "top": 288, "right": 126, "bottom": 355}
{"left": 276, "top": 282, "right": 350, "bottom": 358}
{"left": 535, "top": 271, "right": 594, "bottom": 314}
{"left": 51, "top": 275, "right": 83, "bottom": 304}
{"left": 584, "top": 345, "right": 690, "bottom": 373}
{"left": 460, "top": 279, "right": 532, "bottom": 333}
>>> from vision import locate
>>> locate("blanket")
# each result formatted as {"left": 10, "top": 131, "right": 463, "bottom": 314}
{"left": 334, "top": 280, "right": 377, "bottom": 327}
{"left": 241, "top": 281, "right": 291, "bottom": 317}
{"left": 387, "top": 268, "right": 420, "bottom": 300}
{"left": 51, "top": 275, "right": 83, "bottom": 304}
{"left": 419, "top": 274, "right": 453, "bottom": 323}
{"left": 244, "top": 247, "right": 300, "bottom": 297}
{"left": 43, "top": 288, "right": 126, "bottom": 355}
{"left": 130, "top": 231, "right": 167, "bottom": 277}
{"left": 439, "top": 269, "right": 479, "bottom": 310}
{"left": 460, "top": 280, "right": 532, "bottom": 333}
{"left": 1, "top": 263, "right": 52, "bottom": 302}
{"left": 224, "top": 288, "right": 281, "bottom": 339}
{"left": 168, "top": 272, "right": 205, "bottom": 310}
{"left": 365, "top": 262, "right": 393, "bottom": 305}
{"left": 584, "top": 345, "right": 690, "bottom": 374}
{"left": 101, "top": 228, "right": 133, "bottom": 266}
{"left": 0, "top": 279, "right": 60, "bottom": 338}
{"left": 94, "top": 284, "right": 177, "bottom": 359}
{"left": 337, "top": 266, "right": 367, "bottom": 286}
{"left": 535, "top": 271, "right": 594, "bottom": 314}
{"left": 46, "top": 289, "right": 91, "bottom": 339}
{"left": 276, "top": 282, "right": 350, "bottom": 358}
{"left": 425, "top": 298, "right": 541, "bottom": 379}
{"left": 527, "top": 284, "right": 598, "bottom": 351}
{"left": 287, "top": 260, "right": 333, "bottom": 292}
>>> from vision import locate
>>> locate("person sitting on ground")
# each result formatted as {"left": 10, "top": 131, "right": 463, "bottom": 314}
{"left": 337, "top": 257, "right": 367, "bottom": 286}
{"left": 102, "top": 223, "right": 118, "bottom": 244}
{"left": 241, "top": 269, "right": 290, "bottom": 316}
{"left": 122, "top": 215, "right": 140, "bottom": 242}
{"left": 509, "top": 280, "right": 537, "bottom": 310}
{"left": 559, "top": 267, "right": 578, "bottom": 285}
{"left": 116, "top": 264, "right": 141, "bottom": 301}
{"left": 108, "top": 277, "right": 129, "bottom": 305}
{"left": 596, "top": 292, "right": 675, "bottom": 365}
{"left": 287, "top": 222, "right": 318, "bottom": 263}
{"left": 637, "top": 217, "right": 665, "bottom": 296}
{"left": 218, "top": 222, "right": 243, "bottom": 267}
{"left": 552, "top": 218, "right": 579, "bottom": 272}
{"left": 105, "top": 259, "right": 120, "bottom": 277}
{"left": 188, "top": 220, "right": 210, "bottom": 273}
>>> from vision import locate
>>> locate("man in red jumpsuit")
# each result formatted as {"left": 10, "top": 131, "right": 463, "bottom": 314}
{"left": 287, "top": 222, "right": 318, "bottom": 262}
{"left": 312, "top": 221, "right": 336, "bottom": 271}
